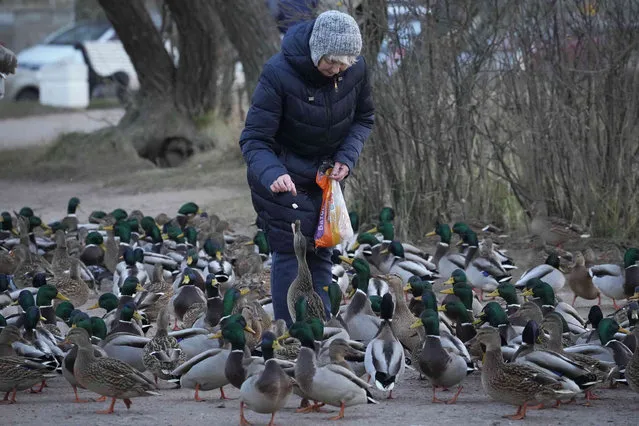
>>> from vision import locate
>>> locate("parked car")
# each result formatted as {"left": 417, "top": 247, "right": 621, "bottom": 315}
{"left": 4, "top": 21, "right": 119, "bottom": 101}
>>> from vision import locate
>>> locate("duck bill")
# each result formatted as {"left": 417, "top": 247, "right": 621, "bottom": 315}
{"left": 403, "top": 284, "right": 412, "bottom": 292}
{"left": 87, "top": 302, "right": 99, "bottom": 310}
{"left": 277, "top": 332, "right": 290, "bottom": 341}
{"left": 521, "top": 288, "right": 534, "bottom": 297}
{"left": 339, "top": 255, "right": 354, "bottom": 265}
{"left": 409, "top": 319, "right": 423, "bottom": 329}
{"left": 472, "top": 318, "right": 484, "bottom": 326}
{"left": 209, "top": 331, "right": 222, "bottom": 340}
{"left": 216, "top": 251, "right": 223, "bottom": 262}
{"left": 244, "top": 325, "right": 257, "bottom": 335}
{"left": 440, "top": 288, "right": 454, "bottom": 295}
{"left": 425, "top": 231, "right": 436, "bottom": 237}
{"left": 486, "top": 290, "right": 500, "bottom": 298}
{"left": 351, "top": 241, "right": 360, "bottom": 250}
{"left": 322, "top": 286, "right": 329, "bottom": 292}
{"left": 437, "top": 305, "right": 447, "bottom": 312}
{"left": 56, "top": 293, "right": 71, "bottom": 301}
{"left": 618, "top": 327, "right": 631, "bottom": 334}
{"left": 365, "top": 226, "right": 378, "bottom": 234}
{"left": 133, "top": 312, "right": 143, "bottom": 321}
{"left": 443, "top": 277, "right": 455, "bottom": 285}
{"left": 135, "top": 284, "right": 145, "bottom": 292}
{"left": 243, "top": 240, "right": 255, "bottom": 246}
{"left": 239, "top": 288, "right": 250, "bottom": 296}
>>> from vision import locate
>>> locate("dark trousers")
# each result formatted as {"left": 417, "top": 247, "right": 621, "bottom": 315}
{"left": 270, "top": 248, "right": 332, "bottom": 326}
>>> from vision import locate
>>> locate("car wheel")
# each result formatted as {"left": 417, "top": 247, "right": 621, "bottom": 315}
{"left": 15, "top": 88, "right": 39, "bottom": 102}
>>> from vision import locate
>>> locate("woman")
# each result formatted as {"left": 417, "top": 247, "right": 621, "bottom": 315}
{"left": 239, "top": 10, "right": 374, "bottom": 324}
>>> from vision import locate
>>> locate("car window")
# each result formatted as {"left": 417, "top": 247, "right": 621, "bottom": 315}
{"left": 47, "top": 22, "right": 111, "bottom": 45}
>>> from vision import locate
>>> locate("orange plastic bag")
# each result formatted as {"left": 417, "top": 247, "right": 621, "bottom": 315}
{"left": 314, "top": 168, "right": 354, "bottom": 248}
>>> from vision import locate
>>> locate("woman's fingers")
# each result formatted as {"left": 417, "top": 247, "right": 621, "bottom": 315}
{"left": 270, "top": 174, "right": 297, "bottom": 196}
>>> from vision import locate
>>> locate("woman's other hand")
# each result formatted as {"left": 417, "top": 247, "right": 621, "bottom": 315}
{"left": 330, "top": 161, "right": 349, "bottom": 181}
{"left": 270, "top": 174, "right": 297, "bottom": 196}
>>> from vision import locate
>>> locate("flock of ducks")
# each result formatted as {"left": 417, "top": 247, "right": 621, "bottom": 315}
{"left": 1, "top": 199, "right": 639, "bottom": 423}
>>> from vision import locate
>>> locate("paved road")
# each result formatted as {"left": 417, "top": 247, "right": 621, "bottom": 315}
{"left": 0, "top": 108, "right": 124, "bottom": 149}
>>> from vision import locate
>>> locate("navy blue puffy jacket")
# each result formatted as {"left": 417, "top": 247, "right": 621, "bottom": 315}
{"left": 239, "top": 20, "right": 374, "bottom": 253}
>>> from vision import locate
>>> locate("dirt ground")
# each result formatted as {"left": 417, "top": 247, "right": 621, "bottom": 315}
{"left": 1, "top": 110, "right": 638, "bottom": 425}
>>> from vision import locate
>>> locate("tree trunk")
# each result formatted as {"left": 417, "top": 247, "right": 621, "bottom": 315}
{"left": 166, "top": 0, "right": 221, "bottom": 118}
{"left": 359, "top": 0, "right": 387, "bottom": 64}
{"left": 211, "top": 0, "right": 281, "bottom": 96}
{"left": 98, "top": 0, "right": 175, "bottom": 98}
{"left": 97, "top": 0, "right": 212, "bottom": 167}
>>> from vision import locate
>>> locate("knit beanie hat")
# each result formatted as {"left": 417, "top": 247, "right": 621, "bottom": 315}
{"left": 309, "top": 10, "right": 362, "bottom": 66}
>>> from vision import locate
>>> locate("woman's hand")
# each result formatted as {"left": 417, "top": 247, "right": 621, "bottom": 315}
{"left": 270, "top": 174, "right": 297, "bottom": 196}
{"left": 330, "top": 162, "right": 350, "bottom": 181}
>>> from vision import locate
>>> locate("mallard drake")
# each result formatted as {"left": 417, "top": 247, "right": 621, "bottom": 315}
{"left": 339, "top": 257, "right": 381, "bottom": 345}
{"left": 287, "top": 220, "right": 326, "bottom": 323}
{"left": 191, "top": 275, "right": 223, "bottom": 330}
{"left": 512, "top": 320, "right": 599, "bottom": 405}
{"left": 566, "top": 251, "right": 600, "bottom": 306}
{"left": 425, "top": 221, "right": 466, "bottom": 279}
{"left": 475, "top": 326, "right": 576, "bottom": 419}
{"left": 562, "top": 316, "right": 632, "bottom": 370}
{"left": 65, "top": 327, "right": 159, "bottom": 414}
{"left": 108, "top": 301, "right": 144, "bottom": 336}
{"left": 34, "top": 283, "right": 70, "bottom": 337}
{"left": 329, "top": 249, "right": 350, "bottom": 299}
{"left": 323, "top": 282, "right": 348, "bottom": 330}
{"left": 522, "top": 279, "right": 586, "bottom": 334}
{"left": 365, "top": 293, "right": 405, "bottom": 397}
{"left": 589, "top": 248, "right": 639, "bottom": 308}
{"left": 486, "top": 282, "right": 522, "bottom": 315}
{"left": 239, "top": 331, "right": 295, "bottom": 426}
{"left": 170, "top": 268, "right": 207, "bottom": 330}
{"left": 88, "top": 292, "right": 119, "bottom": 332}
{"left": 516, "top": 253, "right": 565, "bottom": 292}
{"left": 294, "top": 322, "right": 377, "bottom": 420}
{"left": 221, "top": 314, "right": 262, "bottom": 390}
{"left": 113, "top": 247, "right": 149, "bottom": 293}
{"left": 374, "top": 241, "right": 438, "bottom": 282}
{"left": 574, "top": 306, "right": 604, "bottom": 345}
{"left": 58, "top": 197, "right": 80, "bottom": 232}
{"left": 0, "top": 325, "right": 57, "bottom": 404}
{"left": 15, "top": 296, "right": 64, "bottom": 367}
{"left": 410, "top": 309, "right": 473, "bottom": 404}
{"left": 441, "top": 269, "right": 483, "bottom": 317}
{"left": 541, "top": 313, "right": 620, "bottom": 401}
{"left": 142, "top": 307, "right": 186, "bottom": 384}
{"left": 51, "top": 258, "right": 89, "bottom": 307}
{"left": 460, "top": 231, "right": 511, "bottom": 299}
{"left": 79, "top": 231, "right": 106, "bottom": 267}
{"left": 472, "top": 302, "right": 521, "bottom": 360}
{"left": 437, "top": 300, "right": 476, "bottom": 343}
